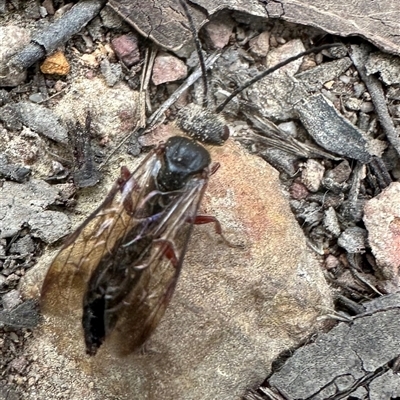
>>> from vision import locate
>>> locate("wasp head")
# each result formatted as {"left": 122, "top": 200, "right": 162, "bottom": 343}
{"left": 157, "top": 136, "right": 211, "bottom": 192}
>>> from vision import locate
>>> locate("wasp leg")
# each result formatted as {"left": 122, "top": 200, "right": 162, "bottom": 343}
{"left": 153, "top": 238, "right": 179, "bottom": 268}
{"left": 192, "top": 215, "right": 242, "bottom": 248}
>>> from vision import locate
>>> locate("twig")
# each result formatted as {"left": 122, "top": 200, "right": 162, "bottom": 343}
{"left": 350, "top": 43, "right": 400, "bottom": 157}
{"left": 8, "top": 0, "right": 106, "bottom": 71}
{"left": 178, "top": 0, "right": 208, "bottom": 108}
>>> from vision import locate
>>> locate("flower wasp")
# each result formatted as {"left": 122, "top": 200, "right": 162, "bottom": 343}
{"left": 41, "top": 136, "right": 228, "bottom": 356}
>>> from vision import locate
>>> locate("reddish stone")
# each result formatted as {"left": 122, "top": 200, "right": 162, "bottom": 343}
{"left": 152, "top": 53, "right": 187, "bottom": 85}
{"left": 111, "top": 34, "right": 140, "bottom": 67}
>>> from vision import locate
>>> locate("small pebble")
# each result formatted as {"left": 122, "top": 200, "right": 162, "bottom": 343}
{"left": 339, "top": 75, "right": 351, "bottom": 84}
{"left": 266, "top": 39, "right": 305, "bottom": 75}
{"left": 323, "top": 80, "right": 335, "bottom": 90}
{"left": 203, "top": 15, "right": 235, "bottom": 49}
{"left": 353, "top": 82, "right": 366, "bottom": 98}
{"left": 315, "top": 52, "right": 323, "bottom": 64}
{"left": 301, "top": 159, "right": 325, "bottom": 193}
{"left": 337, "top": 227, "right": 367, "bottom": 253}
{"left": 28, "top": 93, "right": 45, "bottom": 103}
{"left": 249, "top": 31, "right": 270, "bottom": 57}
{"left": 39, "top": 6, "right": 48, "bottom": 17}
{"left": 299, "top": 57, "right": 317, "bottom": 71}
{"left": 9, "top": 331, "right": 19, "bottom": 342}
{"left": 54, "top": 80, "right": 67, "bottom": 92}
{"left": 289, "top": 181, "right": 309, "bottom": 200}
{"left": 40, "top": 51, "right": 70, "bottom": 75}
{"left": 9, "top": 357, "right": 28, "bottom": 374}
{"left": 152, "top": 53, "right": 187, "bottom": 85}
{"left": 324, "top": 160, "right": 351, "bottom": 185}
{"left": 324, "top": 254, "right": 340, "bottom": 270}
{"left": 345, "top": 97, "right": 362, "bottom": 111}
{"left": 360, "top": 102, "right": 374, "bottom": 113}
{"left": 2, "top": 289, "right": 22, "bottom": 311}
{"left": 100, "top": 59, "right": 122, "bottom": 87}
{"left": 277, "top": 121, "right": 297, "bottom": 138}
{"left": 111, "top": 34, "right": 140, "bottom": 67}
{"left": 323, "top": 207, "right": 341, "bottom": 237}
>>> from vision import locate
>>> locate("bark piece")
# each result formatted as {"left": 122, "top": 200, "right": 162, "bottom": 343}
{"left": 108, "top": 0, "right": 400, "bottom": 56}
{"left": 0, "top": 102, "right": 68, "bottom": 144}
{"left": 295, "top": 94, "right": 373, "bottom": 163}
{"left": 107, "top": 0, "right": 267, "bottom": 55}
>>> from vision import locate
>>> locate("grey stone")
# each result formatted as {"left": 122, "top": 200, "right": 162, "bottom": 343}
{"left": 337, "top": 226, "right": 368, "bottom": 253}
{"left": 2, "top": 289, "right": 22, "bottom": 311}
{"left": 295, "top": 94, "right": 373, "bottom": 163}
{"left": 9, "top": 235, "right": 35, "bottom": 255}
{"left": 100, "top": 59, "right": 122, "bottom": 87}
{"left": 0, "top": 300, "right": 39, "bottom": 329}
{"left": 0, "top": 26, "right": 30, "bottom": 87}
{"left": 0, "top": 154, "right": 31, "bottom": 182}
{"left": 301, "top": 159, "right": 325, "bottom": 192}
{"left": 323, "top": 207, "right": 341, "bottom": 237}
{"left": 0, "top": 179, "right": 70, "bottom": 242}
{"left": 28, "top": 210, "right": 71, "bottom": 244}
{"left": 369, "top": 370, "right": 400, "bottom": 399}
{"left": 364, "top": 182, "right": 400, "bottom": 283}
{"left": 268, "top": 296, "right": 400, "bottom": 399}
{"left": 365, "top": 52, "right": 400, "bottom": 85}
{"left": 0, "top": 102, "right": 68, "bottom": 144}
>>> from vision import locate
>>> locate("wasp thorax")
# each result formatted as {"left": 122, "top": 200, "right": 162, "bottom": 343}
{"left": 157, "top": 136, "right": 211, "bottom": 191}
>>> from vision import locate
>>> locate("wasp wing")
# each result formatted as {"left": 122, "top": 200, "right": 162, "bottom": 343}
{"left": 41, "top": 150, "right": 160, "bottom": 323}
{"left": 41, "top": 146, "right": 209, "bottom": 356}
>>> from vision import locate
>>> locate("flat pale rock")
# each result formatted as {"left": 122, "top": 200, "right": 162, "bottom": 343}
{"left": 21, "top": 140, "right": 332, "bottom": 399}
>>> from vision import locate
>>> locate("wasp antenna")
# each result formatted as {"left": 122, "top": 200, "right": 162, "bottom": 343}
{"left": 215, "top": 43, "right": 344, "bottom": 114}
{"left": 178, "top": 0, "right": 208, "bottom": 108}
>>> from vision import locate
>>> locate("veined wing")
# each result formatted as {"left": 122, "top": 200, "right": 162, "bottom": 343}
{"left": 40, "top": 149, "right": 160, "bottom": 320}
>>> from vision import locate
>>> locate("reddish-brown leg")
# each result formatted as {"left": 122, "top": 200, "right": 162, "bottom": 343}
{"left": 192, "top": 215, "right": 241, "bottom": 248}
